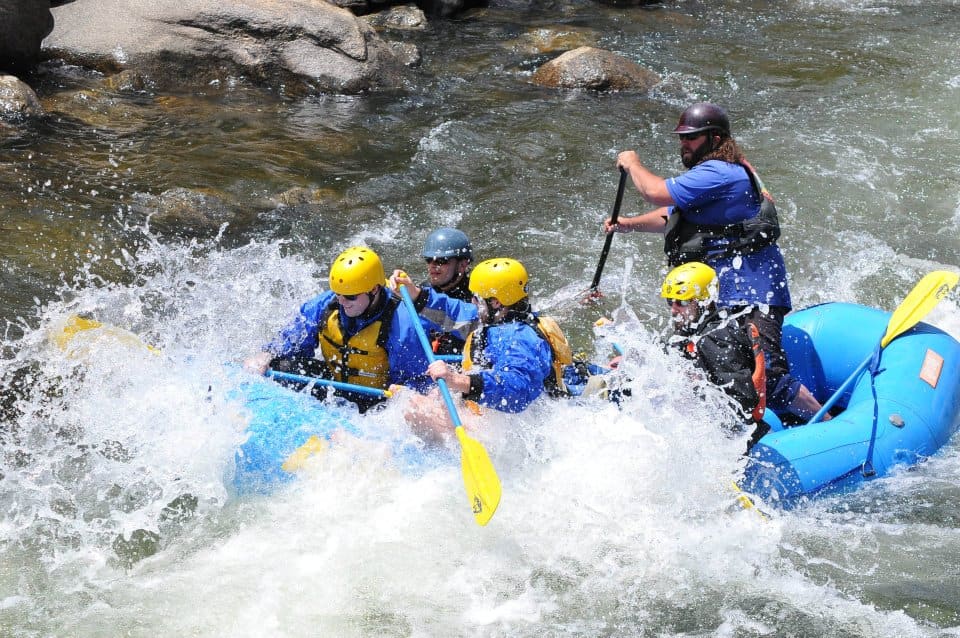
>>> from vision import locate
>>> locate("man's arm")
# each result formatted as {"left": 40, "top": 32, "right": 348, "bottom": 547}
{"left": 617, "top": 150, "right": 675, "bottom": 206}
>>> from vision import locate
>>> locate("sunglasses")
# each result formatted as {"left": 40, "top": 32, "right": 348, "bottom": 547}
{"left": 424, "top": 257, "right": 451, "bottom": 265}
{"left": 666, "top": 298, "right": 693, "bottom": 308}
{"left": 678, "top": 132, "right": 705, "bottom": 141}
{"left": 337, "top": 293, "right": 361, "bottom": 301}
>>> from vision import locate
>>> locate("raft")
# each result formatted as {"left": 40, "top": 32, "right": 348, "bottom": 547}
{"left": 740, "top": 302, "right": 960, "bottom": 506}
{"left": 230, "top": 362, "right": 613, "bottom": 495}
{"left": 230, "top": 375, "right": 457, "bottom": 495}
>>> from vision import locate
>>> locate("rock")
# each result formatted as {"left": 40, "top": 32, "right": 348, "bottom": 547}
{"left": 363, "top": 5, "right": 428, "bottom": 30}
{"left": 134, "top": 187, "right": 241, "bottom": 237}
{"left": 0, "top": 74, "right": 44, "bottom": 120}
{"left": 0, "top": 0, "right": 55, "bottom": 72}
{"left": 530, "top": 46, "right": 659, "bottom": 92}
{"left": 508, "top": 27, "right": 598, "bottom": 55}
{"left": 43, "top": 0, "right": 406, "bottom": 95}
{"left": 328, "top": 0, "right": 484, "bottom": 18}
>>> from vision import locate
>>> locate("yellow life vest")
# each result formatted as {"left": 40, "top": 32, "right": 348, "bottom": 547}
{"left": 317, "top": 299, "right": 396, "bottom": 389}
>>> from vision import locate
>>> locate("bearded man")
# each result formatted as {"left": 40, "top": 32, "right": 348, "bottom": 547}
{"left": 603, "top": 102, "right": 823, "bottom": 420}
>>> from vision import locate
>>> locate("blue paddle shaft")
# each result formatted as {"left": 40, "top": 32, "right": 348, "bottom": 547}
{"left": 397, "top": 286, "right": 464, "bottom": 429}
{"left": 266, "top": 369, "right": 389, "bottom": 398}
{"left": 807, "top": 353, "right": 870, "bottom": 425}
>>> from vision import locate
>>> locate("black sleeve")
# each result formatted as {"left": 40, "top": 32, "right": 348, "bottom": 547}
{"left": 413, "top": 285, "right": 430, "bottom": 312}
{"left": 695, "top": 328, "right": 758, "bottom": 416}
{"left": 463, "top": 374, "right": 485, "bottom": 402}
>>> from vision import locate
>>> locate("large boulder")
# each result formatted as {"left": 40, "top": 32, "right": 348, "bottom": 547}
{"left": 531, "top": 46, "right": 659, "bottom": 92}
{"left": 43, "top": 0, "right": 406, "bottom": 94}
{"left": 0, "top": 0, "right": 55, "bottom": 72}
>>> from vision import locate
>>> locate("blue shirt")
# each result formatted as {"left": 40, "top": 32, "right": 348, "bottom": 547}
{"left": 666, "top": 160, "right": 792, "bottom": 309}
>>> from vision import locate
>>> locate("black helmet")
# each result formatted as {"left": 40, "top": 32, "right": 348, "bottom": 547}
{"left": 672, "top": 102, "right": 731, "bottom": 137}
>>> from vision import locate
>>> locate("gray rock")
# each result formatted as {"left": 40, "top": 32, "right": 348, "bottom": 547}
{"left": 136, "top": 187, "right": 240, "bottom": 237}
{"left": 0, "top": 74, "right": 44, "bottom": 120}
{"left": 531, "top": 46, "right": 660, "bottom": 92}
{"left": 363, "top": 5, "right": 428, "bottom": 30}
{"left": 0, "top": 0, "right": 55, "bottom": 72}
{"left": 43, "top": 0, "right": 406, "bottom": 94}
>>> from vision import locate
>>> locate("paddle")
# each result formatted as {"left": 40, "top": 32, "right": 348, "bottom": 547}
{"left": 584, "top": 167, "right": 628, "bottom": 301}
{"left": 807, "top": 270, "right": 959, "bottom": 425}
{"left": 57, "top": 315, "right": 393, "bottom": 399}
{"left": 56, "top": 315, "right": 160, "bottom": 354}
{"left": 266, "top": 369, "right": 393, "bottom": 398}
{"left": 397, "top": 285, "right": 502, "bottom": 526}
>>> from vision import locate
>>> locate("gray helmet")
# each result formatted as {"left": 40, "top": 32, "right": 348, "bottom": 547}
{"left": 672, "top": 102, "right": 731, "bottom": 136}
{"left": 422, "top": 227, "right": 472, "bottom": 260}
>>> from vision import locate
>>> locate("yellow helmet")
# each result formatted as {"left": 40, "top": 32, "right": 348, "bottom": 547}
{"left": 469, "top": 258, "right": 529, "bottom": 306}
{"left": 661, "top": 262, "right": 717, "bottom": 302}
{"left": 329, "top": 246, "right": 385, "bottom": 296}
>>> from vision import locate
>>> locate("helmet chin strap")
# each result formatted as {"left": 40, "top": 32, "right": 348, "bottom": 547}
{"left": 476, "top": 297, "right": 508, "bottom": 325}
{"left": 439, "top": 268, "right": 464, "bottom": 291}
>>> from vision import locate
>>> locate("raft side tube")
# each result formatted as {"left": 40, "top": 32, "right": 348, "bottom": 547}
{"left": 744, "top": 302, "right": 960, "bottom": 505}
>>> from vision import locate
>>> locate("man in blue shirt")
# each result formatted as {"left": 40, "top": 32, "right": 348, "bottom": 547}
{"left": 604, "top": 102, "right": 824, "bottom": 420}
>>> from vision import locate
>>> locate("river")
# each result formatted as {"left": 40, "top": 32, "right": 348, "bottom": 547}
{"left": 2, "top": 0, "right": 959, "bottom": 635}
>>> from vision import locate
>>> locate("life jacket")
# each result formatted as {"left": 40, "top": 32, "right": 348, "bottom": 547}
{"left": 461, "top": 315, "right": 572, "bottom": 397}
{"left": 681, "top": 320, "right": 766, "bottom": 422}
{"left": 317, "top": 296, "right": 398, "bottom": 389}
{"left": 664, "top": 162, "right": 781, "bottom": 267}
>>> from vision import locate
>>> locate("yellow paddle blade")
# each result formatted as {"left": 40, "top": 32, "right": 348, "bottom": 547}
{"left": 881, "top": 270, "right": 959, "bottom": 348}
{"left": 456, "top": 426, "right": 501, "bottom": 526}
{"left": 281, "top": 435, "right": 329, "bottom": 472}
{"left": 54, "top": 315, "right": 161, "bottom": 354}
{"left": 730, "top": 481, "right": 768, "bottom": 520}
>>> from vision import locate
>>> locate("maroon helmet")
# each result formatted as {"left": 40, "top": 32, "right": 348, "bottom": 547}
{"left": 672, "top": 102, "right": 731, "bottom": 136}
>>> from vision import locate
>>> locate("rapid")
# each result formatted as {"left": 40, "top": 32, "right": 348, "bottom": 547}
{"left": 2, "top": 0, "right": 959, "bottom": 635}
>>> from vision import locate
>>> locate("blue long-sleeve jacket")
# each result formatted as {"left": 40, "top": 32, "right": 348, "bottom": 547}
{"left": 418, "top": 288, "right": 553, "bottom": 413}
{"left": 265, "top": 290, "right": 432, "bottom": 392}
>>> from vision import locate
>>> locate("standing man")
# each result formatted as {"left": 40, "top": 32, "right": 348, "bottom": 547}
{"left": 604, "top": 102, "right": 823, "bottom": 420}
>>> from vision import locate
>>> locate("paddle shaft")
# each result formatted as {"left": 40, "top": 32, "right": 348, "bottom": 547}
{"left": 397, "top": 287, "right": 463, "bottom": 428}
{"left": 589, "top": 168, "right": 628, "bottom": 292}
{"left": 807, "top": 356, "right": 869, "bottom": 425}
{"left": 266, "top": 369, "right": 391, "bottom": 398}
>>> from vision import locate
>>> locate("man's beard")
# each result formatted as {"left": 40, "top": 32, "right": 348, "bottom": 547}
{"left": 681, "top": 141, "right": 713, "bottom": 169}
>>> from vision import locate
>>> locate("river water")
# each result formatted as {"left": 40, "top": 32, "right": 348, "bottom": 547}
{"left": 2, "top": 0, "right": 960, "bottom": 635}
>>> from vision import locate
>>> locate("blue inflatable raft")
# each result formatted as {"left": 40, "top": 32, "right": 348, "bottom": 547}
{"left": 230, "top": 362, "right": 612, "bottom": 495}
{"left": 230, "top": 376, "right": 458, "bottom": 495}
{"left": 741, "top": 302, "right": 960, "bottom": 506}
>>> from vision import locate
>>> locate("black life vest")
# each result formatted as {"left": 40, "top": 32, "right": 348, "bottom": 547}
{"left": 680, "top": 320, "right": 766, "bottom": 422}
{"left": 664, "top": 162, "right": 781, "bottom": 267}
